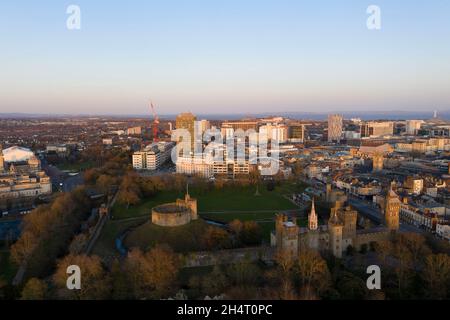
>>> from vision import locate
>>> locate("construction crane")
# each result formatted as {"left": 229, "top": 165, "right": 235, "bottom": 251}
{"left": 150, "top": 101, "right": 160, "bottom": 142}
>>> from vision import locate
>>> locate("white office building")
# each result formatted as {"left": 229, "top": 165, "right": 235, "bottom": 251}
{"left": 132, "top": 142, "right": 175, "bottom": 170}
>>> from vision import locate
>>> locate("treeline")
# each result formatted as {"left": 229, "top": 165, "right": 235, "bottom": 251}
{"left": 10, "top": 187, "right": 93, "bottom": 279}
{"left": 11, "top": 232, "right": 450, "bottom": 300}
{"left": 19, "top": 245, "right": 179, "bottom": 300}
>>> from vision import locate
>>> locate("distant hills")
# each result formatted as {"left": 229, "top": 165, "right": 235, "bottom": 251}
{"left": 0, "top": 110, "right": 449, "bottom": 121}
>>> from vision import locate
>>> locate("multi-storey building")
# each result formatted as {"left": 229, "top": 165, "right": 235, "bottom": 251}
{"left": 176, "top": 112, "right": 197, "bottom": 153}
{"left": 360, "top": 121, "right": 394, "bottom": 138}
{"left": 405, "top": 120, "right": 424, "bottom": 135}
{"left": 327, "top": 114, "right": 343, "bottom": 143}
{"left": 288, "top": 124, "right": 305, "bottom": 143}
{"left": 132, "top": 142, "right": 175, "bottom": 170}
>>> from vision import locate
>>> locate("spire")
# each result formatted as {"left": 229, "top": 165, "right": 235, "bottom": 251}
{"left": 308, "top": 198, "right": 318, "bottom": 231}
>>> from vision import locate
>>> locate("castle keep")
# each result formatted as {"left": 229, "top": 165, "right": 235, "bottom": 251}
{"left": 151, "top": 190, "right": 198, "bottom": 227}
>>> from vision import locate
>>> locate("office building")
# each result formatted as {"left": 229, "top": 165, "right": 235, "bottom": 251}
{"left": 328, "top": 114, "right": 343, "bottom": 143}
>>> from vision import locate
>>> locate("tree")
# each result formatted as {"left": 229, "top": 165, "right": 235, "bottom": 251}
{"left": 392, "top": 239, "right": 414, "bottom": 298}
{"left": 124, "top": 246, "right": 179, "bottom": 299}
{"left": 110, "top": 259, "right": 130, "bottom": 300}
{"left": 21, "top": 278, "right": 48, "bottom": 300}
{"left": 226, "top": 260, "right": 261, "bottom": 287}
{"left": 202, "top": 265, "right": 228, "bottom": 297}
{"left": 53, "top": 254, "right": 110, "bottom": 300}
{"left": 335, "top": 271, "right": 368, "bottom": 300}
{"left": 201, "top": 226, "right": 232, "bottom": 250}
{"left": 240, "top": 221, "right": 263, "bottom": 246}
{"left": 96, "top": 174, "right": 116, "bottom": 195}
{"left": 295, "top": 249, "right": 331, "bottom": 298}
{"left": 229, "top": 220, "right": 262, "bottom": 247}
{"left": 83, "top": 168, "right": 99, "bottom": 185}
{"left": 273, "top": 250, "right": 297, "bottom": 300}
{"left": 117, "top": 174, "right": 141, "bottom": 208}
{"left": 422, "top": 254, "right": 450, "bottom": 299}
{"left": 400, "top": 233, "right": 431, "bottom": 266}
{"left": 373, "top": 240, "right": 393, "bottom": 266}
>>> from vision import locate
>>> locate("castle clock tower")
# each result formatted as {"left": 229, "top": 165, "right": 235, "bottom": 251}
{"left": 384, "top": 182, "right": 400, "bottom": 232}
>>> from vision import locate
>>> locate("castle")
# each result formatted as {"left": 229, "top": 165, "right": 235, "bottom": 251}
{"left": 271, "top": 183, "right": 401, "bottom": 258}
{"left": 151, "top": 187, "right": 198, "bottom": 227}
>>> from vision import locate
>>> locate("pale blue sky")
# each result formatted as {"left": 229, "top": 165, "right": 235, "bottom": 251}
{"left": 0, "top": 0, "right": 449, "bottom": 115}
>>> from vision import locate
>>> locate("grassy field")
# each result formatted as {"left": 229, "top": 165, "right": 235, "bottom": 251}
{"left": 112, "top": 183, "right": 303, "bottom": 220}
{"left": 95, "top": 182, "right": 306, "bottom": 257}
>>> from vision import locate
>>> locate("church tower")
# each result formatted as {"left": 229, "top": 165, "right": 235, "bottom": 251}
{"left": 308, "top": 198, "right": 318, "bottom": 231}
{"left": 384, "top": 182, "right": 400, "bottom": 232}
{"left": 0, "top": 145, "right": 4, "bottom": 172}
{"left": 328, "top": 207, "right": 344, "bottom": 258}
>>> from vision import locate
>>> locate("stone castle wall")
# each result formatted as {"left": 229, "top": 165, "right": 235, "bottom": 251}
{"left": 152, "top": 204, "right": 192, "bottom": 227}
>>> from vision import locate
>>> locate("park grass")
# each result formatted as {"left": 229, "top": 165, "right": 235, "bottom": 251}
{"left": 0, "top": 250, "right": 17, "bottom": 284}
{"left": 124, "top": 220, "right": 211, "bottom": 253}
{"left": 112, "top": 183, "right": 301, "bottom": 220}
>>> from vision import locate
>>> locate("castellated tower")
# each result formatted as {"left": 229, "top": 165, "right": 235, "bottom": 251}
{"left": 338, "top": 206, "right": 357, "bottom": 240}
{"left": 181, "top": 186, "right": 198, "bottom": 220}
{"left": 328, "top": 207, "right": 344, "bottom": 258}
{"left": 274, "top": 214, "right": 299, "bottom": 258}
{"left": 384, "top": 182, "right": 400, "bottom": 231}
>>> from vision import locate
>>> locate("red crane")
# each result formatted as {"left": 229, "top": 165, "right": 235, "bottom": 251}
{"left": 150, "top": 101, "right": 160, "bottom": 142}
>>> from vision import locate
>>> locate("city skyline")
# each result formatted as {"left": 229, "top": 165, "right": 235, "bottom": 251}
{"left": 1, "top": 0, "right": 450, "bottom": 115}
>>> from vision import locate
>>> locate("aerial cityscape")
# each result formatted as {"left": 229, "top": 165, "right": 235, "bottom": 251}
{"left": 0, "top": 0, "right": 450, "bottom": 307}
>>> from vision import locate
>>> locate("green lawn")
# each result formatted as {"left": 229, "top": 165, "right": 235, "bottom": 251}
{"left": 112, "top": 183, "right": 301, "bottom": 220}
{"left": 96, "top": 182, "right": 305, "bottom": 258}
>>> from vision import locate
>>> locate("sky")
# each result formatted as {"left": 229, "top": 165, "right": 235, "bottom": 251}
{"left": 0, "top": 0, "right": 449, "bottom": 116}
